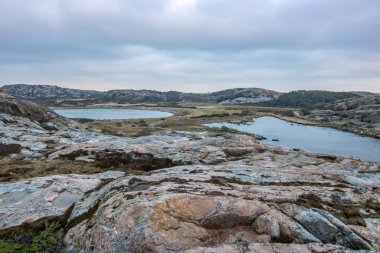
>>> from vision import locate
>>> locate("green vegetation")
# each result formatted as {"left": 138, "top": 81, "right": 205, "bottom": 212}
{"left": 115, "top": 199, "right": 136, "bottom": 216}
{"left": 260, "top": 90, "right": 358, "bottom": 108}
{"left": 0, "top": 222, "right": 64, "bottom": 253}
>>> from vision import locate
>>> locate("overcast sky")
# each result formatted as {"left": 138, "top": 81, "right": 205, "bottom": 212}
{"left": 1, "top": 0, "right": 379, "bottom": 92}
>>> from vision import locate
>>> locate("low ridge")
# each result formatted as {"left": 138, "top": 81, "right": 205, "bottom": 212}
{"left": 0, "top": 84, "right": 281, "bottom": 105}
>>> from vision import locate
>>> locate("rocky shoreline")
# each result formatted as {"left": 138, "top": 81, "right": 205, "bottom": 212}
{"left": 0, "top": 94, "right": 379, "bottom": 252}
{"left": 323, "top": 122, "right": 380, "bottom": 139}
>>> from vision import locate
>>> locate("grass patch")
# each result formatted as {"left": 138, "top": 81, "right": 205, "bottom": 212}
{"left": 0, "top": 158, "right": 111, "bottom": 182}
{"left": 85, "top": 106, "right": 249, "bottom": 137}
{"left": 0, "top": 222, "right": 64, "bottom": 253}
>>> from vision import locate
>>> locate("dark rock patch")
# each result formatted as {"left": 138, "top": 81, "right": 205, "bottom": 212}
{"left": 94, "top": 151, "right": 176, "bottom": 171}
{"left": 0, "top": 143, "right": 21, "bottom": 156}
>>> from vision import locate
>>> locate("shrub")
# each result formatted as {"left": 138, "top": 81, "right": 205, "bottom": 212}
{"left": 301, "top": 108, "right": 311, "bottom": 115}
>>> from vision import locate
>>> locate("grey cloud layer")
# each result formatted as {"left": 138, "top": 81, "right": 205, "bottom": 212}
{"left": 0, "top": 0, "right": 379, "bottom": 92}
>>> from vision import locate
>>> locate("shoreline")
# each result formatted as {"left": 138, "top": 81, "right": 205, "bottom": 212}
{"left": 206, "top": 112, "right": 380, "bottom": 140}
{"left": 51, "top": 103, "right": 380, "bottom": 139}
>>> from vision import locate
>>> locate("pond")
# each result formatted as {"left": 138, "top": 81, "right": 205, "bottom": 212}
{"left": 205, "top": 116, "right": 380, "bottom": 162}
{"left": 54, "top": 108, "right": 173, "bottom": 120}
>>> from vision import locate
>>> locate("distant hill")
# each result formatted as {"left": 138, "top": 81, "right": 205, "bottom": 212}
{"left": 0, "top": 84, "right": 281, "bottom": 105}
{"left": 0, "top": 84, "right": 104, "bottom": 100}
{"left": 259, "top": 90, "right": 359, "bottom": 108}
{"left": 2, "top": 85, "right": 371, "bottom": 109}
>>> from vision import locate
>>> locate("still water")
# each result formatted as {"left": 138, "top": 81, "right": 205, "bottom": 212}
{"left": 206, "top": 116, "right": 380, "bottom": 162}
{"left": 54, "top": 108, "right": 173, "bottom": 120}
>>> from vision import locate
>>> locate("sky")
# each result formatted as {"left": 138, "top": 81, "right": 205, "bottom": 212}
{"left": 0, "top": 0, "right": 380, "bottom": 93}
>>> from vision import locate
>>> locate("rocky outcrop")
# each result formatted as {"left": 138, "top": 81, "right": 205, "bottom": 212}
{"left": 0, "top": 92, "right": 72, "bottom": 127}
{"left": 208, "top": 88, "right": 280, "bottom": 104}
{"left": 330, "top": 95, "right": 380, "bottom": 126}
{"left": 64, "top": 157, "right": 379, "bottom": 252}
{"left": 293, "top": 94, "right": 380, "bottom": 138}
{"left": 332, "top": 95, "right": 380, "bottom": 111}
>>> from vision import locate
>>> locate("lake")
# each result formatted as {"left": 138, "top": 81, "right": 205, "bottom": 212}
{"left": 54, "top": 108, "right": 173, "bottom": 120}
{"left": 205, "top": 116, "right": 380, "bottom": 162}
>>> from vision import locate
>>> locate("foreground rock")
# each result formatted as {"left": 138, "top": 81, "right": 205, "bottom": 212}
{"left": 0, "top": 171, "right": 124, "bottom": 234}
{"left": 64, "top": 155, "right": 380, "bottom": 252}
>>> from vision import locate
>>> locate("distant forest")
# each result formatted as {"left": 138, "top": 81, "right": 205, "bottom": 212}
{"left": 259, "top": 90, "right": 358, "bottom": 108}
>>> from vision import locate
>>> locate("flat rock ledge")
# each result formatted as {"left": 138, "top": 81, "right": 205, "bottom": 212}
{"left": 0, "top": 171, "right": 125, "bottom": 234}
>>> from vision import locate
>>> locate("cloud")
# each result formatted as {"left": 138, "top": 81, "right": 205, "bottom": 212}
{"left": 0, "top": 0, "right": 379, "bottom": 92}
